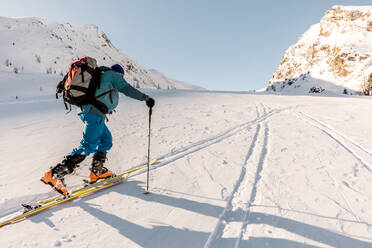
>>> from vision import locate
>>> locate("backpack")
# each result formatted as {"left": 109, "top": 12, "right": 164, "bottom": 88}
{"left": 56, "top": 57, "right": 110, "bottom": 114}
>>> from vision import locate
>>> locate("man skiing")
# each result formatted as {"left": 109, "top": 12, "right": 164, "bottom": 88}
{"left": 41, "top": 63, "right": 155, "bottom": 195}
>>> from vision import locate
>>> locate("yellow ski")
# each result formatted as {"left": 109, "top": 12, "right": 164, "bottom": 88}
{"left": 0, "top": 159, "right": 157, "bottom": 229}
{"left": 39, "top": 159, "right": 157, "bottom": 205}
{"left": 0, "top": 176, "right": 126, "bottom": 228}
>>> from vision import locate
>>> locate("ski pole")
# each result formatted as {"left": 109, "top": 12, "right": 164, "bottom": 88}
{"left": 145, "top": 106, "right": 153, "bottom": 194}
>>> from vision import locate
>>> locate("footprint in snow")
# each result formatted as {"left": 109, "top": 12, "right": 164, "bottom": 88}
{"left": 53, "top": 234, "right": 76, "bottom": 247}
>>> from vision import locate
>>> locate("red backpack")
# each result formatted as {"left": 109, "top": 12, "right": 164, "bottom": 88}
{"left": 57, "top": 57, "right": 106, "bottom": 112}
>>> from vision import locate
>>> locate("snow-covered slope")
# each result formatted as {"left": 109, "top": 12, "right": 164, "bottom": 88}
{"left": 0, "top": 74, "right": 372, "bottom": 247}
{"left": 148, "top": 69, "right": 205, "bottom": 90}
{"left": 268, "top": 6, "right": 372, "bottom": 95}
{"left": 0, "top": 16, "right": 201, "bottom": 90}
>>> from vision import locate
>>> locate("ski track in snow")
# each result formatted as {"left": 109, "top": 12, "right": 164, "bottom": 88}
{"left": 203, "top": 104, "right": 271, "bottom": 248}
{"left": 235, "top": 122, "right": 270, "bottom": 248}
{"left": 294, "top": 111, "right": 372, "bottom": 228}
{"left": 202, "top": 106, "right": 372, "bottom": 248}
{"left": 129, "top": 105, "right": 288, "bottom": 179}
{"left": 0, "top": 105, "right": 286, "bottom": 221}
{"left": 301, "top": 112, "right": 372, "bottom": 156}
{"left": 295, "top": 111, "right": 372, "bottom": 175}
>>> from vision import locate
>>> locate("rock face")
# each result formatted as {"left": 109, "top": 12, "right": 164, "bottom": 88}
{"left": 0, "top": 16, "right": 201, "bottom": 90}
{"left": 267, "top": 6, "right": 372, "bottom": 95}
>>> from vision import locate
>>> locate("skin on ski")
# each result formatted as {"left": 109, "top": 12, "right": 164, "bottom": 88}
{"left": 0, "top": 176, "right": 127, "bottom": 229}
{"left": 39, "top": 159, "right": 157, "bottom": 205}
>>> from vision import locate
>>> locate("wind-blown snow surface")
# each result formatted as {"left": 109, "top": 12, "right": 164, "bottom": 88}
{"left": 1, "top": 73, "right": 372, "bottom": 248}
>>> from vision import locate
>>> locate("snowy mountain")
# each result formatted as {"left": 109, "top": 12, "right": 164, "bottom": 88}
{"left": 0, "top": 16, "right": 201, "bottom": 90}
{"left": 267, "top": 6, "right": 372, "bottom": 95}
{"left": 148, "top": 69, "right": 205, "bottom": 90}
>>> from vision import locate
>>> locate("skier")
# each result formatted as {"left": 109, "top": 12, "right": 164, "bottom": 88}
{"left": 41, "top": 64, "right": 155, "bottom": 195}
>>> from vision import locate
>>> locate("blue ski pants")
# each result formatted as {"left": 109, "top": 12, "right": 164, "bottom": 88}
{"left": 70, "top": 113, "right": 112, "bottom": 156}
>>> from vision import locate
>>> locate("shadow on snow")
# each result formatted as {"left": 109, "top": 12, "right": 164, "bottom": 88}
{"left": 27, "top": 180, "right": 372, "bottom": 248}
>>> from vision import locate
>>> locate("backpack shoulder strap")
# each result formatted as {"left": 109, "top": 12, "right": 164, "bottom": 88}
{"left": 56, "top": 73, "right": 68, "bottom": 99}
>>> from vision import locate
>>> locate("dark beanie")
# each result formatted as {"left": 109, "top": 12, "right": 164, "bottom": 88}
{"left": 111, "top": 64, "right": 125, "bottom": 74}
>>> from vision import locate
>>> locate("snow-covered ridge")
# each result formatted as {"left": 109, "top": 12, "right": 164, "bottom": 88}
{"left": 267, "top": 5, "right": 372, "bottom": 95}
{"left": 0, "top": 16, "right": 202, "bottom": 90}
{"left": 148, "top": 69, "right": 205, "bottom": 90}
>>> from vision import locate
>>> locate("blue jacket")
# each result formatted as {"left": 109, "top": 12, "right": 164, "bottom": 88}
{"left": 80, "top": 70, "right": 149, "bottom": 116}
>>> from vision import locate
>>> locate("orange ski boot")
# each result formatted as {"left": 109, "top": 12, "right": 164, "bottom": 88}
{"left": 41, "top": 169, "right": 57, "bottom": 186}
{"left": 89, "top": 167, "right": 114, "bottom": 184}
{"left": 41, "top": 154, "right": 86, "bottom": 195}
{"left": 41, "top": 169, "right": 68, "bottom": 195}
{"left": 89, "top": 152, "right": 113, "bottom": 184}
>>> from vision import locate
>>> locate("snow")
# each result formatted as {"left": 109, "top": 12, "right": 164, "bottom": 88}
{"left": 148, "top": 69, "right": 205, "bottom": 90}
{"left": 0, "top": 73, "right": 372, "bottom": 247}
{"left": 0, "top": 16, "right": 201, "bottom": 90}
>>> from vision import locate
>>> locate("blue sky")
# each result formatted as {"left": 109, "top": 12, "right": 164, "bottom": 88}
{"left": 1, "top": 0, "right": 372, "bottom": 90}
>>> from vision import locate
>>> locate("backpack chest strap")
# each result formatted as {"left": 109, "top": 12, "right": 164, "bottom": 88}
{"left": 95, "top": 89, "right": 116, "bottom": 99}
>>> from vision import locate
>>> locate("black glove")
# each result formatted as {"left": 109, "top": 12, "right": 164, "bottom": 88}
{"left": 146, "top": 98, "right": 155, "bottom": 108}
